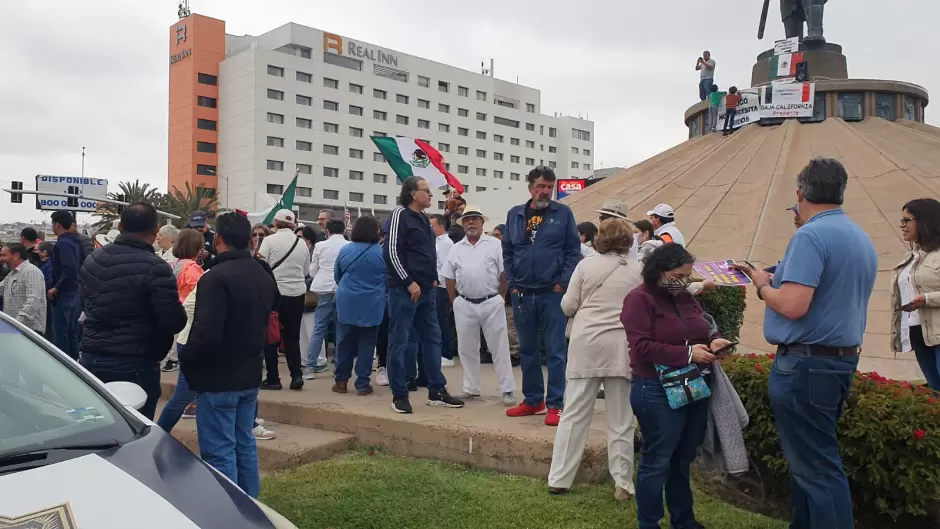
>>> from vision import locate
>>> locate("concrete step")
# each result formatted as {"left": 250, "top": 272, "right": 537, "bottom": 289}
{"left": 156, "top": 402, "right": 355, "bottom": 472}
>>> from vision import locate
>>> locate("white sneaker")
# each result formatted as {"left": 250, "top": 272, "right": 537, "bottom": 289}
{"left": 441, "top": 358, "right": 455, "bottom": 368}
{"left": 501, "top": 392, "right": 518, "bottom": 407}
{"left": 253, "top": 424, "right": 276, "bottom": 440}
{"left": 376, "top": 367, "right": 389, "bottom": 386}
{"left": 302, "top": 367, "right": 317, "bottom": 380}
{"left": 255, "top": 418, "right": 265, "bottom": 426}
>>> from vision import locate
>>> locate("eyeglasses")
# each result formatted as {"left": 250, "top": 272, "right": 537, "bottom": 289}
{"left": 901, "top": 217, "right": 915, "bottom": 226}
{"left": 415, "top": 188, "right": 431, "bottom": 195}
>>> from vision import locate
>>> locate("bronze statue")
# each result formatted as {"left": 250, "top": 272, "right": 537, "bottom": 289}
{"left": 759, "top": 0, "right": 827, "bottom": 46}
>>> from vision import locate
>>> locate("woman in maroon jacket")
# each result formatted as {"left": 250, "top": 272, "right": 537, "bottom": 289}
{"left": 621, "top": 243, "right": 732, "bottom": 529}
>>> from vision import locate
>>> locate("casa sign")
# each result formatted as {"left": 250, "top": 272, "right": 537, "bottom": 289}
{"left": 556, "top": 179, "right": 585, "bottom": 200}
{"left": 323, "top": 32, "right": 400, "bottom": 67}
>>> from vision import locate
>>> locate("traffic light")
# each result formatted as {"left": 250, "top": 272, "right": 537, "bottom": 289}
{"left": 66, "top": 186, "right": 79, "bottom": 208}
{"left": 10, "top": 181, "right": 22, "bottom": 203}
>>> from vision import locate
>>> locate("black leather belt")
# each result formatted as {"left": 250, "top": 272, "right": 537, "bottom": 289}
{"left": 777, "top": 344, "right": 860, "bottom": 357}
{"left": 460, "top": 294, "right": 499, "bottom": 304}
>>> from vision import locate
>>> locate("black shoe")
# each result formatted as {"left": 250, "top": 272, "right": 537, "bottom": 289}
{"left": 427, "top": 390, "right": 464, "bottom": 408}
{"left": 510, "top": 355, "right": 521, "bottom": 367}
{"left": 415, "top": 377, "right": 429, "bottom": 388}
{"left": 261, "top": 381, "right": 282, "bottom": 390}
{"left": 289, "top": 377, "right": 304, "bottom": 391}
{"left": 407, "top": 379, "right": 418, "bottom": 392}
{"left": 392, "top": 396, "right": 413, "bottom": 414}
{"left": 162, "top": 360, "right": 179, "bottom": 372}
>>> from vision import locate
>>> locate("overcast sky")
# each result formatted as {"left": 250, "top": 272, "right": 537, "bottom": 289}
{"left": 1, "top": 0, "right": 936, "bottom": 223}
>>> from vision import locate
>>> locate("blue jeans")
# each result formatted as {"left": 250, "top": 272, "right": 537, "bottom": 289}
{"left": 306, "top": 292, "right": 336, "bottom": 367}
{"left": 910, "top": 326, "right": 940, "bottom": 390}
{"left": 723, "top": 107, "right": 737, "bottom": 132}
{"left": 196, "top": 388, "right": 261, "bottom": 498}
{"left": 631, "top": 377, "right": 708, "bottom": 529}
{"left": 387, "top": 285, "right": 446, "bottom": 398}
{"left": 157, "top": 345, "right": 196, "bottom": 433}
{"left": 51, "top": 290, "right": 81, "bottom": 360}
{"left": 769, "top": 351, "right": 858, "bottom": 529}
{"left": 699, "top": 77, "right": 713, "bottom": 101}
{"left": 336, "top": 323, "right": 378, "bottom": 392}
{"left": 80, "top": 352, "right": 162, "bottom": 420}
{"left": 511, "top": 290, "right": 567, "bottom": 409}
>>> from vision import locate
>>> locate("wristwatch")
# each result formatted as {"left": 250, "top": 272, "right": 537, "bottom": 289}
{"left": 756, "top": 283, "right": 770, "bottom": 300}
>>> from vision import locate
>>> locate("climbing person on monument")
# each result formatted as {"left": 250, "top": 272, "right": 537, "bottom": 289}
{"left": 722, "top": 86, "right": 741, "bottom": 136}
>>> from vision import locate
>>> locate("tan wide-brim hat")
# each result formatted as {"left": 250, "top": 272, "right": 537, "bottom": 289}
{"left": 457, "top": 205, "right": 488, "bottom": 226}
{"left": 593, "top": 198, "right": 630, "bottom": 220}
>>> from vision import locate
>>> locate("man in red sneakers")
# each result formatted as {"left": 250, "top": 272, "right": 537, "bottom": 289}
{"left": 501, "top": 166, "right": 581, "bottom": 426}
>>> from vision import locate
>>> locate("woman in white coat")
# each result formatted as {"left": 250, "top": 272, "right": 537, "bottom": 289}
{"left": 548, "top": 218, "right": 643, "bottom": 500}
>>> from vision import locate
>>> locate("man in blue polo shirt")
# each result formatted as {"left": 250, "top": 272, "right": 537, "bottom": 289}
{"left": 737, "top": 157, "right": 876, "bottom": 529}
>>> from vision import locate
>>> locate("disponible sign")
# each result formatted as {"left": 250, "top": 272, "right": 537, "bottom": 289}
{"left": 35, "top": 175, "right": 108, "bottom": 212}
{"left": 556, "top": 179, "right": 585, "bottom": 200}
{"left": 760, "top": 81, "right": 816, "bottom": 118}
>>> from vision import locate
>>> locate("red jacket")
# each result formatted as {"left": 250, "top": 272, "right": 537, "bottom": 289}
{"left": 621, "top": 283, "right": 720, "bottom": 380}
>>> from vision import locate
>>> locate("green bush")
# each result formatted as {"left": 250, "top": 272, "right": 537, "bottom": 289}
{"left": 724, "top": 354, "right": 940, "bottom": 521}
{"left": 697, "top": 285, "right": 747, "bottom": 341}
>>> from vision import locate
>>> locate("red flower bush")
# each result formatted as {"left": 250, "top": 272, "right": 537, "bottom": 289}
{"left": 913, "top": 429, "right": 927, "bottom": 440}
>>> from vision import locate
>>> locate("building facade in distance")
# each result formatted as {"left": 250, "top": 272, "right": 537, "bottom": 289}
{"left": 168, "top": 14, "right": 595, "bottom": 221}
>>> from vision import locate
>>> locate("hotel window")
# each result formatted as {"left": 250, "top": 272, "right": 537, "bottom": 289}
{"left": 583, "top": 148, "right": 591, "bottom": 156}
{"left": 197, "top": 118, "right": 217, "bottom": 130}
{"left": 510, "top": 138, "right": 520, "bottom": 146}
{"left": 418, "top": 119, "right": 430, "bottom": 129}
{"left": 549, "top": 127, "right": 557, "bottom": 138}
{"left": 266, "top": 184, "right": 284, "bottom": 194}
{"left": 476, "top": 131, "right": 487, "bottom": 140}
{"left": 526, "top": 140, "right": 535, "bottom": 148}
{"left": 267, "top": 65, "right": 284, "bottom": 77}
{"left": 526, "top": 103, "right": 535, "bottom": 113}
{"left": 510, "top": 155, "right": 520, "bottom": 163}
{"left": 349, "top": 192, "right": 364, "bottom": 203}
{"left": 439, "top": 103, "right": 450, "bottom": 113}
{"left": 418, "top": 76, "right": 430, "bottom": 88}
{"left": 457, "top": 165, "right": 469, "bottom": 174}
{"left": 476, "top": 112, "right": 487, "bottom": 121}
{"left": 397, "top": 115, "right": 410, "bottom": 125}
{"left": 572, "top": 147, "right": 580, "bottom": 154}
{"left": 296, "top": 140, "right": 312, "bottom": 151}
{"left": 349, "top": 127, "right": 363, "bottom": 137}
{"left": 349, "top": 105, "right": 363, "bottom": 116}
{"left": 494, "top": 117, "right": 520, "bottom": 128}
{"left": 510, "top": 172, "right": 520, "bottom": 181}
{"left": 323, "top": 78, "right": 339, "bottom": 89}
{"left": 374, "top": 152, "right": 385, "bottom": 162}
{"left": 374, "top": 131, "right": 387, "bottom": 137}
{"left": 374, "top": 110, "right": 388, "bottom": 121}
{"left": 267, "top": 160, "right": 284, "bottom": 171}
{"left": 300, "top": 48, "right": 312, "bottom": 59}
{"left": 476, "top": 149, "right": 486, "bottom": 158}
{"left": 458, "top": 127, "right": 469, "bottom": 137}
{"left": 437, "top": 201, "right": 446, "bottom": 210}
{"left": 350, "top": 148, "right": 364, "bottom": 159}
{"left": 572, "top": 128, "right": 591, "bottom": 141}
{"left": 323, "top": 100, "right": 339, "bottom": 111}
{"left": 458, "top": 146, "right": 469, "bottom": 155}
{"left": 374, "top": 173, "right": 388, "bottom": 184}
{"left": 418, "top": 99, "right": 430, "bottom": 109}
{"left": 323, "top": 189, "right": 339, "bottom": 200}
{"left": 296, "top": 117, "right": 312, "bottom": 129}
{"left": 349, "top": 170, "right": 364, "bottom": 181}
{"left": 548, "top": 161, "right": 556, "bottom": 168}
{"left": 526, "top": 157, "right": 535, "bottom": 165}
{"left": 458, "top": 108, "right": 469, "bottom": 117}
{"left": 438, "top": 143, "right": 450, "bottom": 152}
{"left": 197, "top": 141, "right": 217, "bottom": 153}
{"left": 397, "top": 94, "right": 409, "bottom": 104}
{"left": 323, "top": 167, "right": 339, "bottom": 178}
{"left": 497, "top": 99, "right": 516, "bottom": 109}
{"left": 494, "top": 170, "right": 504, "bottom": 179}
{"left": 324, "top": 122, "right": 339, "bottom": 133}
{"left": 197, "top": 96, "right": 216, "bottom": 108}
{"left": 198, "top": 73, "right": 217, "bottom": 85}
{"left": 323, "top": 145, "right": 339, "bottom": 155}
{"left": 458, "top": 86, "right": 469, "bottom": 97}
{"left": 494, "top": 152, "right": 504, "bottom": 161}
{"left": 296, "top": 187, "right": 312, "bottom": 197}
{"left": 349, "top": 83, "right": 363, "bottom": 94}
{"left": 439, "top": 123, "right": 450, "bottom": 133}
{"left": 571, "top": 161, "right": 580, "bottom": 169}
{"left": 476, "top": 168, "right": 486, "bottom": 176}
{"left": 476, "top": 90, "right": 487, "bottom": 101}
{"left": 267, "top": 89, "right": 284, "bottom": 101}
{"left": 548, "top": 146, "right": 556, "bottom": 153}
{"left": 374, "top": 88, "right": 387, "bottom": 100}
{"left": 584, "top": 163, "right": 591, "bottom": 170}
{"left": 438, "top": 81, "right": 449, "bottom": 93}
{"left": 525, "top": 122, "right": 535, "bottom": 131}
{"left": 267, "top": 113, "right": 284, "bottom": 124}
{"left": 266, "top": 136, "right": 284, "bottom": 147}
{"left": 296, "top": 71, "right": 312, "bottom": 83}
{"left": 296, "top": 94, "right": 312, "bottom": 106}
{"left": 540, "top": 125, "right": 544, "bottom": 135}
{"left": 374, "top": 195, "right": 387, "bottom": 204}
{"left": 475, "top": 186, "right": 486, "bottom": 192}
{"left": 296, "top": 163, "right": 312, "bottom": 174}
{"left": 494, "top": 134, "right": 504, "bottom": 143}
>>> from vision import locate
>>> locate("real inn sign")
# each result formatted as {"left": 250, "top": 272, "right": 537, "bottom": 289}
{"left": 323, "top": 32, "right": 399, "bottom": 67}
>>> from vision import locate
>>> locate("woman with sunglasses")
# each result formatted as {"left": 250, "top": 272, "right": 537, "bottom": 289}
{"left": 891, "top": 198, "right": 940, "bottom": 390}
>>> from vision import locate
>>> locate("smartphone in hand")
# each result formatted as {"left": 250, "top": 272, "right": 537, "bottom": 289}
{"left": 711, "top": 341, "right": 739, "bottom": 356}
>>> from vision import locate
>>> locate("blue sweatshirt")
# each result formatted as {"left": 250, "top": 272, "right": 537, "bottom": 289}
{"left": 51, "top": 232, "right": 83, "bottom": 294}
{"left": 382, "top": 206, "right": 437, "bottom": 289}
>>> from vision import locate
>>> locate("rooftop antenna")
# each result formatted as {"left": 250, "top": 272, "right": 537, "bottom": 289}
{"left": 481, "top": 60, "right": 490, "bottom": 76}
{"left": 178, "top": 0, "right": 191, "bottom": 19}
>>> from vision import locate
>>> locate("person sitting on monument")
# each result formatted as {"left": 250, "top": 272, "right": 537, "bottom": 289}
{"left": 722, "top": 86, "right": 741, "bottom": 136}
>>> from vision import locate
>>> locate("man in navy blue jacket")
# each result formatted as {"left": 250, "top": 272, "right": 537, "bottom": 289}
{"left": 48, "top": 210, "right": 84, "bottom": 359}
{"left": 502, "top": 166, "right": 581, "bottom": 426}
{"left": 383, "top": 176, "right": 464, "bottom": 414}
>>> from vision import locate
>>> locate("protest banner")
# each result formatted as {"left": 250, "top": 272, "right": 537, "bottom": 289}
{"left": 693, "top": 260, "right": 752, "bottom": 287}
{"left": 759, "top": 81, "right": 816, "bottom": 118}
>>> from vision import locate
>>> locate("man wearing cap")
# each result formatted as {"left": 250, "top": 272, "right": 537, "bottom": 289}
{"left": 258, "top": 209, "right": 309, "bottom": 390}
{"left": 646, "top": 203, "right": 686, "bottom": 247}
{"left": 503, "top": 166, "right": 581, "bottom": 426}
{"left": 442, "top": 206, "right": 517, "bottom": 406}
{"left": 187, "top": 210, "right": 216, "bottom": 270}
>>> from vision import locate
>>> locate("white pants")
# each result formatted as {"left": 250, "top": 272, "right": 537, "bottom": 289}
{"left": 548, "top": 377, "right": 635, "bottom": 492}
{"left": 453, "top": 296, "right": 516, "bottom": 395}
{"left": 300, "top": 311, "right": 327, "bottom": 365}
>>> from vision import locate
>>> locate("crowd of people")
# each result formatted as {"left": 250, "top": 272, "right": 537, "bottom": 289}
{"left": 3, "top": 156, "right": 936, "bottom": 528}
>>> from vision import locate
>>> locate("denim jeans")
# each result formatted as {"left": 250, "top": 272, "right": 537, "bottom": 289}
{"left": 196, "top": 388, "right": 261, "bottom": 498}
{"left": 306, "top": 292, "right": 336, "bottom": 368}
{"left": 511, "top": 290, "right": 567, "bottom": 409}
{"left": 723, "top": 108, "right": 737, "bottom": 132}
{"left": 436, "top": 288, "right": 454, "bottom": 361}
{"left": 769, "top": 351, "right": 858, "bottom": 529}
{"left": 81, "top": 352, "right": 162, "bottom": 420}
{"left": 157, "top": 345, "right": 196, "bottom": 433}
{"left": 51, "top": 290, "right": 81, "bottom": 360}
{"left": 335, "top": 323, "right": 378, "bottom": 392}
{"left": 387, "top": 285, "right": 446, "bottom": 398}
{"left": 910, "top": 326, "right": 940, "bottom": 390}
{"left": 699, "top": 77, "right": 714, "bottom": 101}
{"left": 631, "top": 377, "right": 708, "bottom": 529}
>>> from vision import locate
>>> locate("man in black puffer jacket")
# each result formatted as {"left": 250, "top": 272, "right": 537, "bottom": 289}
{"left": 80, "top": 203, "right": 186, "bottom": 420}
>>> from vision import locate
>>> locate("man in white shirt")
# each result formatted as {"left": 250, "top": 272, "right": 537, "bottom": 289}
{"left": 1, "top": 243, "right": 47, "bottom": 336}
{"left": 695, "top": 50, "right": 716, "bottom": 101}
{"left": 442, "top": 206, "right": 517, "bottom": 406}
{"left": 258, "top": 209, "right": 309, "bottom": 390}
{"left": 646, "top": 203, "right": 686, "bottom": 247}
{"left": 304, "top": 218, "right": 350, "bottom": 380}
{"left": 429, "top": 214, "right": 456, "bottom": 368}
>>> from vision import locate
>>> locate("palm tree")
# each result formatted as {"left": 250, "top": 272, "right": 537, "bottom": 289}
{"left": 94, "top": 180, "right": 164, "bottom": 231}
{"left": 163, "top": 182, "right": 219, "bottom": 227}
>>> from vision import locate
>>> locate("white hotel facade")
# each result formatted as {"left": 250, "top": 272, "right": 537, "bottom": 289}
{"left": 182, "top": 18, "right": 594, "bottom": 220}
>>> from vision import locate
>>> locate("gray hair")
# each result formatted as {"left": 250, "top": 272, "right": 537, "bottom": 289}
{"left": 796, "top": 157, "right": 848, "bottom": 205}
{"left": 318, "top": 209, "right": 334, "bottom": 219}
{"left": 158, "top": 224, "right": 180, "bottom": 241}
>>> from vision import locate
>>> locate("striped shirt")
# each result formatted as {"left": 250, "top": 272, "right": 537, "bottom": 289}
{"left": 1, "top": 260, "right": 47, "bottom": 333}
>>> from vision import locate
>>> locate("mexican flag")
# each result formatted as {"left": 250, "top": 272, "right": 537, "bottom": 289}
{"left": 770, "top": 52, "right": 804, "bottom": 78}
{"left": 371, "top": 136, "right": 464, "bottom": 194}
{"left": 235, "top": 171, "right": 298, "bottom": 225}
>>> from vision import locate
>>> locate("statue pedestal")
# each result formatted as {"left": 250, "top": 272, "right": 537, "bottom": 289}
{"left": 750, "top": 42, "right": 847, "bottom": 86}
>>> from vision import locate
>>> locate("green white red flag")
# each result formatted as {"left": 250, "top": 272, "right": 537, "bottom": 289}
{"left": 371, "top": 136, "right": 464, "bottom": 194}
{"left": 770, "top": 52, "right": 804, "bottom": 78}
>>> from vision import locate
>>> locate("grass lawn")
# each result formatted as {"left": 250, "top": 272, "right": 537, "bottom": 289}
{"left": 260, "top": 450, "right": 787, "bottom": 529}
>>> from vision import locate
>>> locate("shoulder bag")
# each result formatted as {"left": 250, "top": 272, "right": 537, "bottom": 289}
{"left": 655, "top": 299, "right": 712, "bottom": 409}
{"left": 266, "top": 236, "right": 301, "bottom": 345}
{"left": 564, "top": 258, "right": 623, "bottom": 338}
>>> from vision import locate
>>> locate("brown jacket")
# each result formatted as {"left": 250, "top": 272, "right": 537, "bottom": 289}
{"left": 890, "top": 248, "right": 940, "bottom": 351}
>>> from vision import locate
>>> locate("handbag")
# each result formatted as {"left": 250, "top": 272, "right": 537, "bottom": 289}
{"left": 565, "top": 258, "right": 623, "bottom": 338}
{"left": 655, "top": 300, "right": 712, "bottom": 409}
{"left": 265, "top": 236, "right": 301, "bottom": 345}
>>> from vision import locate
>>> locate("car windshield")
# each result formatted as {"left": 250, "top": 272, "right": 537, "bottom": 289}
{"left": 0, "top": 318, "right": 136, "bottom": 459}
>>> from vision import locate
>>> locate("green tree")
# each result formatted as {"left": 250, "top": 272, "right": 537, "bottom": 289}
{"left": 163, "top": 182, "right": 218, "bottom": 228}
{"left": 93, "top": 180, "right": 164, "bottom": 231}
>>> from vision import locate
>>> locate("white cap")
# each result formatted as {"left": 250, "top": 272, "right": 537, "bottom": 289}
{"left": 646, "top": 203, "right": 675, "bottom": 219}
{"left": 273, "top": 209, "right": 295, "bottom": 225}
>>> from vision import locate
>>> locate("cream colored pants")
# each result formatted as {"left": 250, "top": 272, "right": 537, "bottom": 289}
{"left": 453, "top": 296, "right": 516, "bottom": 395}
{"left": 548, "top": 377, "right": 635, "bottom": 492}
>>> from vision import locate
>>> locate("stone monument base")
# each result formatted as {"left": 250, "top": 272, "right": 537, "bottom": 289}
{"left": 751, "top": 42, "right": 847, "bottom": 87}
